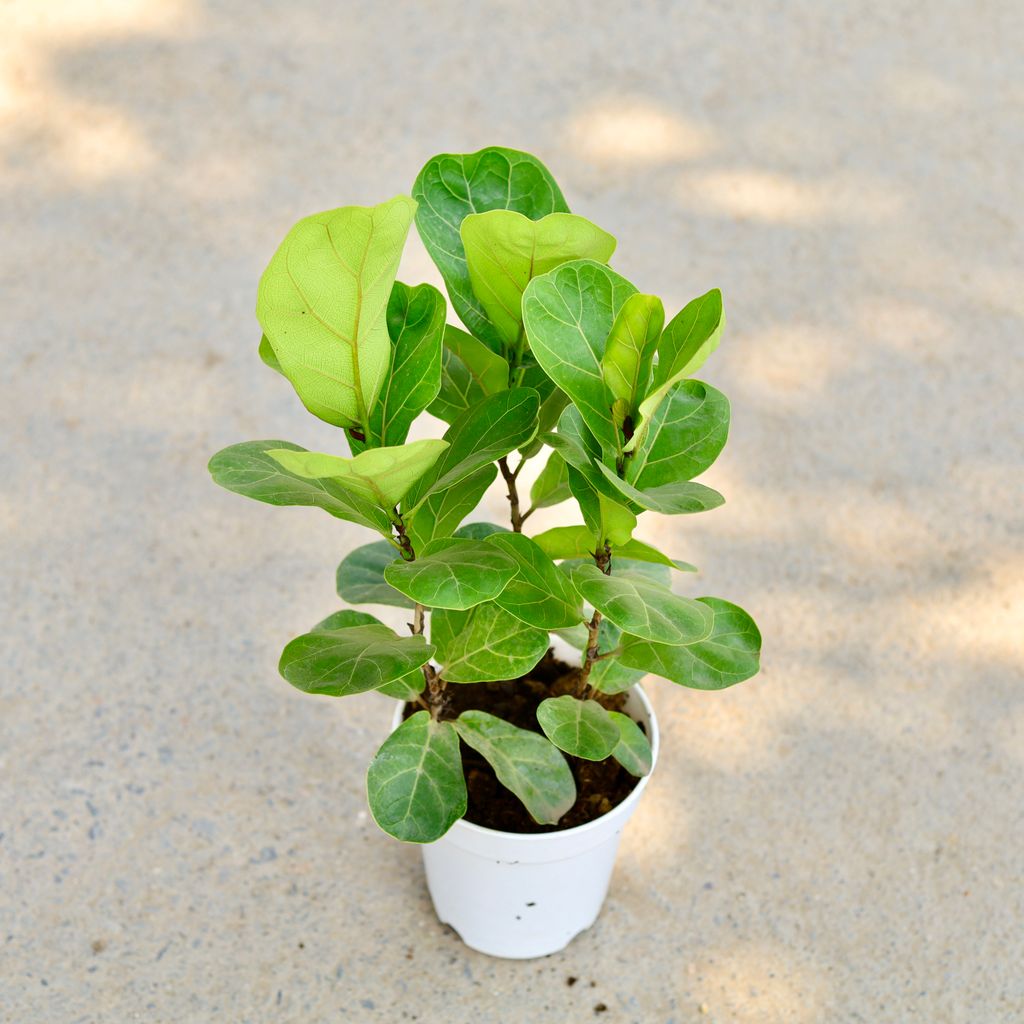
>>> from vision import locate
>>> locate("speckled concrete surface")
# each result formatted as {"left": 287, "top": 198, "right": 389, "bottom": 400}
{"left": 2, "top": 2, "right": 1022, "bottom": 1021}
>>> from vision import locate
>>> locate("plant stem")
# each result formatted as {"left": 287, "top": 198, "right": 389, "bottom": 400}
{"left": 576, "top": 542, "right": 613, "bottom": 698}
{"left": 498, "top": 455, "right": 526, "bottom": 533}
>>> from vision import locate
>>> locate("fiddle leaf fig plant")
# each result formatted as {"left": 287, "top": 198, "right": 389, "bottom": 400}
{"left": 209, "top": 146, "right": 762, "bottom": 845}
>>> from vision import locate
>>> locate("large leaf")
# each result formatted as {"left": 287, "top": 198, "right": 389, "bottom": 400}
{"left": 279, "top": 623, "right": 433, "bottom": 696}
{"left": 522, "top": 259, "right": 637, "bottom": 456}
{"left": 404, "top": 388, "right": 540, "bottom": 514}
{"left": 453, "top": 711, "right": 576, "bottom": 825}
{"left": 619, "top": 597, "right": 761, "bottom": 690}
{"left": 428, "top": 325, "right": 510, "bottom": 424}
{"left": 570, "top": 563, "right": 714, "bottom": 645}
{"left": 413, "top": 147, "right": 569, "bottom": 349}
{"left": 597, "top": 463, "right": 726, "bottom": 516}
{"left": 268, "top": 438, "right": 448, "bottom": 511}
{"left": 484, "top": 532, "right": 584, "bottom": 629}
{"left": 384, "top": 538, "right": 517, "bottom": 610}
{"left": 208, "top": 440, "right": 392, "bottom": 535}
{"left": 629, "top": 288, "right": 724, "bottom": 452}
{"left": 536, "top": 695, "right": 619, "bottom": 761}
{"left": 367, "top": 711, "right": 466, "bottom": 843}
{"left": 532, "top": 525, "right": 697, "bottom": 571}
{"left": 608, "top": 711, "right": 653, "bottom": 776}
{"left": 257, "top": 195, "right": 416, "bottom": 430}
{"left": 461, "top": 210, "right": 616, "bottom": 351}
{"left": 336, "top": 540, "right": 412, "bottom": 609}
{"left": 626, "top": 381, "right": 730, "bottom": 488}
{"left": 432, "top": 602, "right": 550, "bottom": 682}
{"left": 405, "top": 464, "right": 497, "bottom": 552}
{"left": 454, "top": 521, "right": 511, "bottom": 540}
{"left": 529, "top": 450, "right": 571, "bottom": 509}
{"left": 601, "top": 292, "right": 664, "bottom": 413}
{"left": 367, "top": 281, "right": 446, "bottom": 446}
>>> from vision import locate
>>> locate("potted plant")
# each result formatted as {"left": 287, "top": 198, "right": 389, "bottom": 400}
{"left": 209, "top": 147, "right": 761, "bottom": 959}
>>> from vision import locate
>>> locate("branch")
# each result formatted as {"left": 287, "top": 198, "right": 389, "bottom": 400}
{"left": 498, "top": 455, "right": 525, "bottom": 533}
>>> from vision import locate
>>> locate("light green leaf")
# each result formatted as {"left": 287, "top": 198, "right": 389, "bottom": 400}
{"left": 208, "top": 440, "right": 393, "bottom": 535}
{"left": 566, "top": 465, "right": 638, "bottom": 547}
{"left": 454, "top": 711, "right": 576, "bottom": 824}
{"left": 532, "top": 524, "right": 697, "bottom": 571}
{"left": 404, "top": 388, "right": 540, "bottom": 514}
{"left": 484, "top": 532, "right": 584, "bottom": 629}
{"left": 629, "top": 288, "right": 724, "bottom": 452}
{"left": 523, "top": 259, "right": 637, "bottom": 456}
{"left": 384, "top": 538, "right": 517, "bottom": 610}
{"left": 608, "top": 711, "right": 652, "bottom": 776}
{"left": 367, "top": 281, "right": 446, "bottom": 447}
{"left": 619, "top": 598, "right": 761, "bottom": 690}
{"left": 597, "top": 462, "right": 726, "bottom": 516}
{"left": 336, "top": 540, "right": 412, "bottom": 609}
{"left": 433, "top": 602, "right": 550, "bottom": 682}
{"left": 530, "top": 450, "right": 571, "bottom": 509}
{"left": 279, "top": 623, "right": 433, "bottom": 697}
{"left": 570, "top": 563, "right": 714, "bottom": 644}
{"left": 406, "top": 464, "right": 497, "bottom": 552}
{"left": 626, "top": 381, "right": 730, "bottom": 488}
{"left": 367, "top": 711, "right": 466, "bottom": 843}
{"left": 428, "top": 325, "right": 510, "bottom": 424}
{"left": 536, "top": 695, "right": 619, "bottom": 761}
{"left": 268, "top": 438, "right": 448, "bottom": 511}
{"left": 462, "top": 210, "right": 616, "bottom": 351}
{"left": 257, "top": 195, "right": 416, "bottom": 430}
{"left": 601, "top": 293, "right": 664, "bottom": 412}
{"left": 413, "top": 147, "right": 569, "bottom": 350}
{"left": 258, "top": 333, "right": 282, "bottom": 374}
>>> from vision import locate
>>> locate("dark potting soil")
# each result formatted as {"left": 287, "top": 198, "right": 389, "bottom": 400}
{"left": 403, "top": 652, "right": 643, "bottom": 834}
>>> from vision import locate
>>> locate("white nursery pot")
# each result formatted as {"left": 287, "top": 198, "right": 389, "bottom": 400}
{"left": 388, "top": 675, "right": 659, "bottom": 960}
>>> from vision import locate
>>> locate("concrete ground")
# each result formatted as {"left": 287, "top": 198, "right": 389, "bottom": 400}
{"left": 2, "top": 2, "right": 1021, "bottom": 1021}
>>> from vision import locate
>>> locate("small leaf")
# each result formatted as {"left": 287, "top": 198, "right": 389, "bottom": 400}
{"left": 566, "top": 465, "right": 637, "bottom": 547}
{"left": 258, "top": 333, "right": 282, "bottom": 374}
{"left": 413, "top": 147, "right": 569, "bottom": 350}
{"left": 368, "top": 281, "right": 446, "bottom": 446}
{"left": 268, "top": 438, "right": 449, "bottom": 510}
{"left": 529, "top": 450, "right": 571, "bottom": 509}
{"left": 208, "top": 440, "right": 392, "bottom": 535}
{"left": 570, "top": 563, "right": 714, "bottom": 645}
{"left": 608, "top": 711, "right": 652, "bottom": 776}
{"left": 601, "top": 293, "right": 664, "bottom": 411}
{"left": 532, "top": 525, "right": 696, "bottom": 571}
{"left": 336, "top": 541, "right": 412, "bottom": 609}
{"left": 406, "top": 464, "right": 497, "bottom": 552}
{"left": 428, "top": 325, "right": 510, "bottom": 424}
{"left": 367, "top": 711, "right": 466, "bottom": 842}
{"left": 619, "top": 598, "right": 761, "bottom": 690}
{"left": 384, "top": 538, "right": 518, "bottom": 610}
{"left": 485, "top": 532, "right": 584, "bottom": 629}
{"left": 377, "top": 673, "right": 425, "bottom": 702}
{"left": 454, "top": 711, "right": 576, "bottom": 824}
{"left": 523, "top": 259, "right": 637, "bottom": 457}
{"left": 597, "top": 462, "right": 726, "bottom": 516}
{"left": 537, "top": 695, "right": 619, "bottom": 761}
{"left": 311, "top": 608, "right": 383, "bottom": 631}
{"left": 257, "top": 195, "right": 416, "bottom": 429}
{"left": 279, "top": 624, "right": 433, "bottom": 696}
{"left": 432, "top": 603, "right": 550, "bottom": 682}
{"left": 462, "top": 210, "right": 616, "bottom": 350}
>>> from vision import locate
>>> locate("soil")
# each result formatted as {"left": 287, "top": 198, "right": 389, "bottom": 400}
{"left": 403, "top": 651, "right": 644, "bottom": 834}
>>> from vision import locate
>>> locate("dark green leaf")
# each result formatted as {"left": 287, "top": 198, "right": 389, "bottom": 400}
{"left": 608, "top": 711, "right": 652, "bottom": 776}
{"left": 536, "top": 695, "right": 619, "bottom": 760}
{"left": 427, "top": 325, "right": 510, "bottom": 425}
{"left": 597, "top": 462, "right": 726, "bottom": 515}
{"left": 485, "top": 532, "right": 584, "bottom": 629}
{"left": 433, "top": 602, "right": 550, "bottom": 682}
{"left": 406, "top": 464, "right": 497, "bottom": 552}
{"left": 384, "top": 538, "right": 517, "bottom": 610}
{"left": 529, "top": 450, "right": 572, "bottom": 509}
{"left": 336, "top": 541, "right": 412, "bottom": 609}
{"left": 454, "top": 521, "right": 511, "bottom": 540}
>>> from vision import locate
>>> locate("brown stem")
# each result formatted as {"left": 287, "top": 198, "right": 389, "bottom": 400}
{"left": 576, "top": 542, "right": 613, "bottom": 698}
{"left": 498, "top": 455, "right": 524, "bottom": 532}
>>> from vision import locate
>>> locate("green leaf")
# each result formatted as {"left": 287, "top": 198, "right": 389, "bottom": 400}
{"left": 597, "top": 462, "right": 725, "bottom": 516}
{"left": 432, "top": 603, "right": 550, "bottom": 682}
{"left": 570, "top": 563, "right": 714, "bottom": 644}
{"left": 377, "top": 673, "right": 426, "bottom": 702}
{"left": 279, "top": 624, "right": 433, "bottom": 697}
{"left": 462, "top": 210, "right": 616, "bottom": 350}
{"left": 608, "top": 711, "right": 652, "bottom": 776}
{"left": 367, "top": 711, "right": 466, "bottom": 843}
{"left": 267, "top": 437, "right": 448, "bottom": 510}
{"left": 404, "top": 388, "right": 540, "bottom": 514}
{"left": 256, "top": 195, "right": 416, "bottom": 430}
{"left": 601, "top": 293, "right": 664, "bottom": 412}
{"left": 555, "top": 617, "right": 646, "bottom": 695}
{"left": 453, "top": 710, "right": 576, "bottom": 825}
{"left": 484, "top": 532, "right": 584, "bottom": 629}
{"left": 523, "top": 259, "right": 637, "bottom": 456}
{"left": 629, "top": 288, "right": 724, "bottom": 452}
{"left": 532, "top": 524, "right": 696, "bottom": 571}
{"left": 454, "top": 521, "right": 511, "bottom": 540}
{"left": 428, "top": 325, "right": 510, "bottom": 425}
{"left": 405, "top": 464, "right": 497, "bottom": 552}
{"left": 258, "top": 333, "right": 282, "bottom": 374}
{"left": 619, "top": 598, "right": 761, "bottom": 690}
{"left": 208, "top": 440, "right": 393, "bottom": 535}
{"left": 413, "top": 147, "right": 569, "bottom": 350}
{"left": 566, "top": 465, "right": 638, "bottom": 547}
{"left": 626, "top": 381, "right": 730, "bottom": 488}
{"left": 530, "top": 450, "right": 571, "bottom": 509}
{"left": 311, "top": 608, "right": 382, "bottom": 631}
{"left": 536, "top": 695, "right": 619, "bottom": 761}
{"left": 367, "top": 281, "right": 446, "bottom": 446}
{"left": 336, "top": 540, "right": 412, "bottom": 609}
{"left": 384, "top": 538, "right": 517, "bottom": 610}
